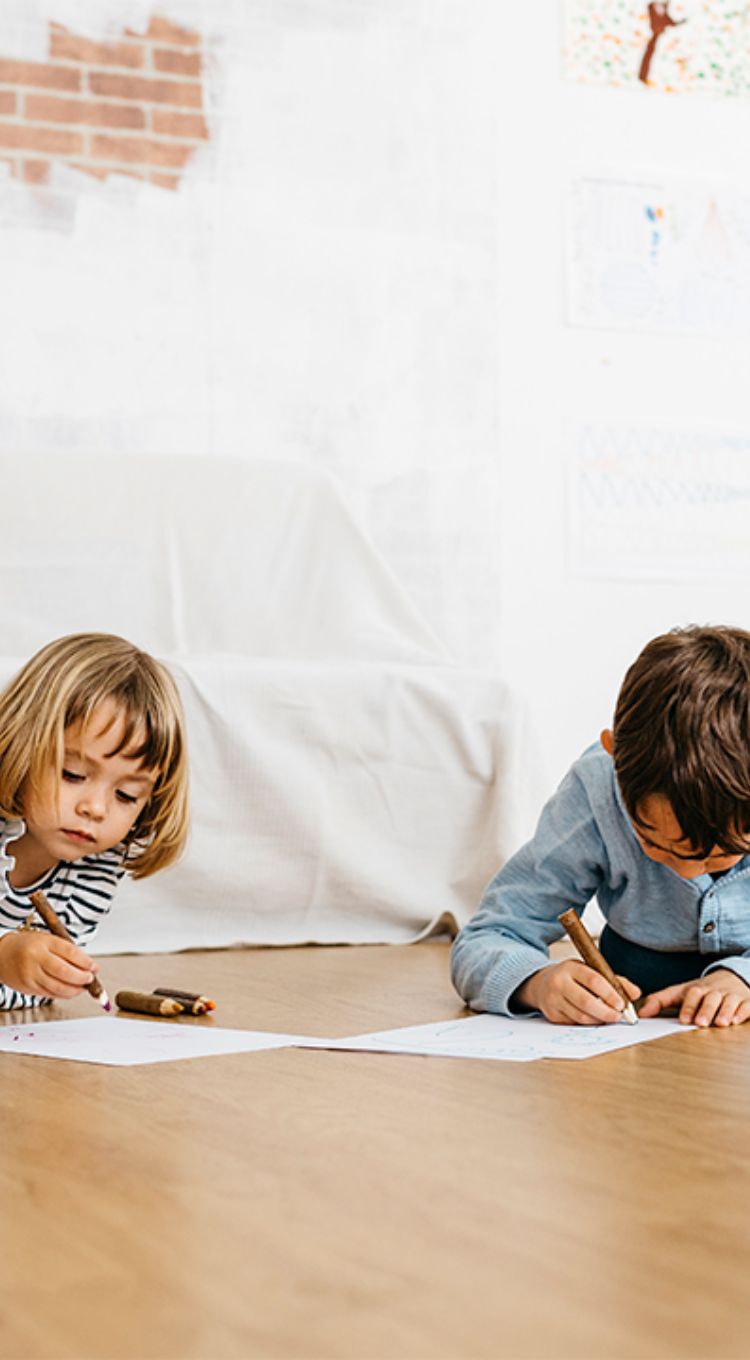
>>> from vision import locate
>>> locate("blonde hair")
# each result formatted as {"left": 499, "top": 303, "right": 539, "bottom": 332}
{"left": 0, "top": 633, "right": 189, "bottom": 879}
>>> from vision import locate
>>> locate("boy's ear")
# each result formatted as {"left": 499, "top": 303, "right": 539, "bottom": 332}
{"left": 600, "top": 728, "right": 614, "bottom": 755}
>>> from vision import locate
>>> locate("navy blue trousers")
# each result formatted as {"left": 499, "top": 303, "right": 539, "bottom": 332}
{"left": 599, "top": 925, "right": 705, "bottom": 994}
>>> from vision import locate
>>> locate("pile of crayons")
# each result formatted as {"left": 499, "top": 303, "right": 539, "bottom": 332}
{"left": 114, "top": 988, "right": 217, "bottom": 1017}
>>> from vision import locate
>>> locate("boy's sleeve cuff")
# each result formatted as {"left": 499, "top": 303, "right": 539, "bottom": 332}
{"left": 473, "top": 947, "right": 557, "bottom": 1017}
{"left": 703, "top": 955, "right": 750, "bottom": 991}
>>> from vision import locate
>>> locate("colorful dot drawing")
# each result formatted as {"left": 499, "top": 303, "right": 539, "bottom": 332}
{"left": 562, "top": 0, "right": 750, "bottom": 100}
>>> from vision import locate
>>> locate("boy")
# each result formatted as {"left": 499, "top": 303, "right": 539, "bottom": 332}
{"left": 451, "top": 626, "right": 750, "bottom": 1029}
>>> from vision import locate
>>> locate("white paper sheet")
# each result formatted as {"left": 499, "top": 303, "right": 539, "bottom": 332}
{"left": 0, "top": 1017, "right": 306, "bottom": 1067}
{"left": 297, "top": 1013, "right": 694, "bottom": 1062}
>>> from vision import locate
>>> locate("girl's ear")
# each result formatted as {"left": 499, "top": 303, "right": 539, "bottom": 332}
{"left": 600, "top": 728, "right": 614, "bottom": 755}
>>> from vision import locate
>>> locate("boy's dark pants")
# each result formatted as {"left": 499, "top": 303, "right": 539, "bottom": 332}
{"left": 599, "top": 925, "right": 707, "bottom": 994}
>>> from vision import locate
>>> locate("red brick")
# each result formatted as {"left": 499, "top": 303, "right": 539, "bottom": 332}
{"left": 26, "top": 94, "right": 145, "bottom": 130}
{"left": 150, "top": 170, "right": 180, "bottom": 190}
{"left": 153, "top": 48, "right": 201, "bottom": 77}
{"left": 89, "top": 72, "right": 202, "bottom": 108}
{"left": 73, "top": 161, "right": 147, "bottom": 183}
{"left": 50, "top": 25, "right": 144, "bottom": 70}
{"left": 142, "top": 17, "right": 200, "bottom": 46}
{"left": 0, "top": 91, "right": 16, "bottom": 115}
{"left": 0, "top": 59, "right": 80, "bottom": 92}
{"left": 90, "top": 133, "right": 196, "bottom": 168}
{"left": 22, "top": 158, "right": 50, "bottom": 184}
{"left": 151, "top": 108, "right": 207, "bottom": 139}
{"left": 0, "top": 124, "right": 82, "bottom": 155}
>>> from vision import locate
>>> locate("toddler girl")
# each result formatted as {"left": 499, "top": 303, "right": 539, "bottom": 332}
{"left": 0, "top": 632, "right": 189, "bottom": 1009}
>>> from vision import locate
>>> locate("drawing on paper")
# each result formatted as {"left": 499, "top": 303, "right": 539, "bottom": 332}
{"left": 566, "top": 178, "right": 750, "bottom": 338}
{"left": 568, "top": 424, "right": 750, "bottom": 580}
{"left": 563, "top": 0, "right": 750, "bottom": 100}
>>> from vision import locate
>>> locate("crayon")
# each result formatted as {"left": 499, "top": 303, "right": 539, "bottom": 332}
{"left": 115, "top": 991, "right": 184, "bottom": 1017}
{"left": 153, "top": 987, "right": 216, "bottom": 1012}
{"left": 558, "top": 908, "right": 638, "bottom": 1024}
{"left": 30, "top": 890, "right": 112, "bottom": 1012}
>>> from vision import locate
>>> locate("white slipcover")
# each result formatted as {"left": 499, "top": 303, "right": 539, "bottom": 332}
{"left": 0, "top": 454, "right": 541, "bottom": 952}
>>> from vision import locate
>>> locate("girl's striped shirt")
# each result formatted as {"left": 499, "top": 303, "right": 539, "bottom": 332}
{"left": 0, "top": 817, "right": 125, "bottom": 1010}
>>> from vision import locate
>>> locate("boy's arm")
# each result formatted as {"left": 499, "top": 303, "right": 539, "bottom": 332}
{"left": 451, "top": 766, "right": 609, "bottom": 1016}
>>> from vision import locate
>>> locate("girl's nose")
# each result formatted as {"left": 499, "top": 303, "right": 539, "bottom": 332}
{"left": 76, "top": 788, "right": 107, "bottom": 820}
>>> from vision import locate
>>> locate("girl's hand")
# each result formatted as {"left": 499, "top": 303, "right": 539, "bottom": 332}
{"left": 514, "top": 960, "right": 640, "bottom": 1025}
{"left": 638, "top": 968, "right": 750, "bottom": 1027}
{"left": 0, "top": 929, "right": 97, "bottom": 999}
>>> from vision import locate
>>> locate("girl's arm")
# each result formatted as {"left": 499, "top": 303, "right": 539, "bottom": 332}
{"left": 0, "top": 928, "right": 99, "bottom": 1006}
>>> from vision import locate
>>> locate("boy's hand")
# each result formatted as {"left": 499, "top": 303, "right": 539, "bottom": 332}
{"left": 514, "top": 960, "right": 640, "bottom": 1025}
{"left": 638, "top": 968, "right": 750, "bottom": 1027}
{"left": 0, "top": 930, "right": 97, "bottom": 999}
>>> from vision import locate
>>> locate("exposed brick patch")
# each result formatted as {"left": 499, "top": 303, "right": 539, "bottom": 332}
{"left": 49, "top": 25, "right": 145, "bottom": 70}
{"left": 0, "top": 59, "right": 80, "bottom": 92}
{"left": 153, "top": 48, "right": 202, "bottom": 77}
{"left": 90, "top": 132, "right": 195, "bottom": 169}
{"left": 88, "top": 72, "right": 202, "bottom": 108}
{"left": 22, "top": 158, "right": 51, "bottom": 185}
{"left": 0, "top": 123, "right": 83, "bottom": 155}
{"left": 131, "top": 17, "right": 201, "bottom": 47}
{"left": 0, "top": 16, "right": 209, "bottom": 191}
{"left": 25, "top": 95, "right": 146, "bottom": 130}
{"left": 152, "top": 108, "right": 208, "bottom": 139}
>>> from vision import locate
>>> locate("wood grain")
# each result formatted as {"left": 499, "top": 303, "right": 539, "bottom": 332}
{"left": 0, "top": 942, "right": 747, "bottom": 1360}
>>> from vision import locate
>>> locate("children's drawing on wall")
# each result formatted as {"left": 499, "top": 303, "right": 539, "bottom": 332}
{"left": 563, "top": 0, "right": 750, "bottom": 99}
{"left": 638, "top": 3, "right": 686, "bottom": 83}
{"left": 568, "top": 424, "right": 750, "bottom": 580}
{"left": 566, "top": 177, "right": 750, "bottom": 336}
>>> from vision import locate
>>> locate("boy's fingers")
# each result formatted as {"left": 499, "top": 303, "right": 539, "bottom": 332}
{"left": 714, "top": 994, "right": 742, "bottom": 1027}
{"left": 732, "top": 1001, "right": 750, "bottom": 1025}
{"left": 617, "top": 975, "right": 642, "bottom": 1001}
{"left": 567, "top": 980, "right": 625, "bottom": 1025}
{"left": 637, "top": 982, "right": 687, "bottom": 1016}
{"left": 685, "top": 988, "right": 723, "bottom": 1026}
{"left": 571, "top": 963, "right": 625, "bottom": 1009}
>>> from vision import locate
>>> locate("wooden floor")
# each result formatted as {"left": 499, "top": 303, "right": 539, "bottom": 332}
{"left": 1, "top": 940, "right": 749, "bottom": 1360}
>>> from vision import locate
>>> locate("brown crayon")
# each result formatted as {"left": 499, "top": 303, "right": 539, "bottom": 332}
{"left": 153, "top": 987, "right": 216, "bottom": 1012}
{"left": 30, "top": 890, "right": 112, "bottom": 1012}
{"left": 558, "top": 908, "right": 638, "bottom": 1024}
{"left": 115, "top": 991, "right": 184, "bottom": 1017}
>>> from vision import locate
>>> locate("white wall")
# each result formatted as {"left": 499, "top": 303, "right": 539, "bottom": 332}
{"left": 3, "top": 0, "right": 750, "bottom": 811}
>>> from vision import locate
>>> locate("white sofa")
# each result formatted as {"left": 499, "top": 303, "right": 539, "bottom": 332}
{"left": 1, "top": 453, "right": 541, "bottom": 952}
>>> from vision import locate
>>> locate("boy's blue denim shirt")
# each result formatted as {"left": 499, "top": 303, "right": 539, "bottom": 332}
{"left": 451, "top": 741, "right": 750, "bottom": 1015}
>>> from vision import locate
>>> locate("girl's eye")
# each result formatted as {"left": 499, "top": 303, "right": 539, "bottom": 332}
{"left": 116, "top": 791, "right": 138, "bottom": 805}
{"left": 62, "top": 769, "right": 84, "bottom": 783}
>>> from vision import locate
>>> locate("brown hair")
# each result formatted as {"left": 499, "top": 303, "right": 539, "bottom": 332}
{"left": 0, "top": 633, "right": 189, "bottom": 878}
{"left": 612, "top": 625, "right": 750, "bottom": 857}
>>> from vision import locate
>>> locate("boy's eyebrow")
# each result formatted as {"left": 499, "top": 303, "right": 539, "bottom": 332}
{"left": 637, "top": 830, "right": 704, "bottom": 860}
{"left": 636, "top": 825, "right": 747, "bottom": 861}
